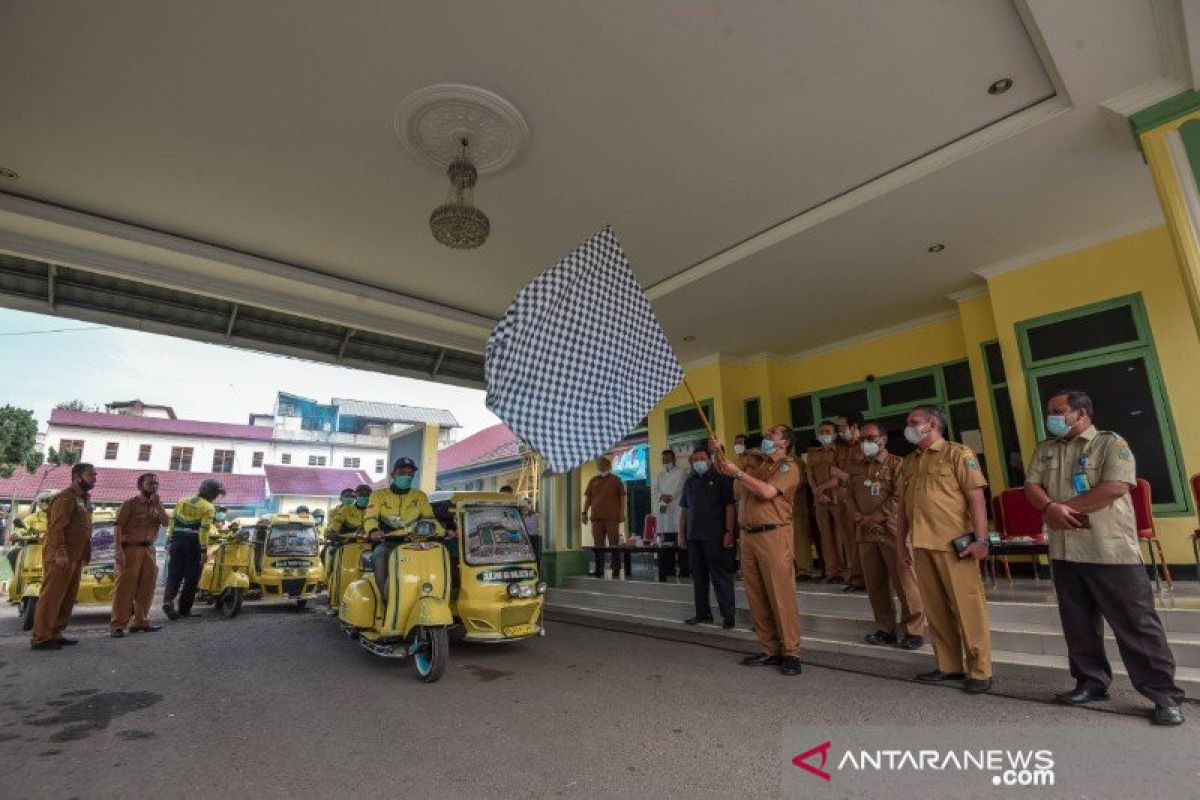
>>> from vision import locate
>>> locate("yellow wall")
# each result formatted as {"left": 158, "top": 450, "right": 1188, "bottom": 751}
{"left": 955, "top": 294, "right": 1003, "bottom": 488}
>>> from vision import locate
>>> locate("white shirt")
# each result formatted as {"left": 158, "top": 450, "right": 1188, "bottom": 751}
{"left": 653, "top": 465, "right": 687, "bottom": 533}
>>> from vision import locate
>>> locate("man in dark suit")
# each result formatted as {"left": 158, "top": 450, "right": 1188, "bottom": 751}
{"left": 679, "top": 448, "right": 736, "bottom": 629}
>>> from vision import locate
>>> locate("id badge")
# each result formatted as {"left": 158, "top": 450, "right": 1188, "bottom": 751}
{"left": 869, "top": 483, "right": 881, "bottom": 497}
{"left": 1071, "top": 472, "right": 1090, "bottom": 493}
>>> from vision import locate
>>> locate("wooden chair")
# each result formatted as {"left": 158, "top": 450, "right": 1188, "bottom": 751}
{"left": 1190, "top": 474, "right": 1200, "bottom": 581}
{"left": 1131, "top": 478, "right": 1172, "bottom": 592}
{"left": 996, "top": 488, "right": 1047, "bottom": 584}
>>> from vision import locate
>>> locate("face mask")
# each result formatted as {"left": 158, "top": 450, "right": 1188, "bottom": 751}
{"left": 760, "top": 437, "right": 776, "bottom": 456}
{"left": 341, "top": 497, "right": 355, "bottom": 507}
{"left": 860, "top": 441, "right": 880, "bottom": 458}
{"left": 817, "top": 434, "right": 834, "bottom": 447}
{"left": 391, "top": 475, "right": 414, "bottom": 491}
{"left": 693, "top": 461, "right": 710, "bottom": 476}
{"left": 838, "top": 430, "right": 854, "bottom": 442}
{"left": 598, "top": 469, "right": 611, "bottom": 477}
{"left": 904, "top": 424, "right": 926, "bottom": 445}
{"left": 216, "top": 512, "right": 227, "bottom": 522}
{"left": 733, "top": 444, "right": 746, "bottom": 456}
{"left": 1045, "top": 414, "right": 1072, "bottom": 438}
{"left": 662, "top": 462, "right": 674, "bottom": 471}
{"left": 355, "top": 497, "right": 369, "bottom": 509}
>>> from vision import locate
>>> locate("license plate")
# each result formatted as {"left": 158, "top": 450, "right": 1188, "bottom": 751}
{"left": 502, "top": 623, "right": 536, "bottom": 638}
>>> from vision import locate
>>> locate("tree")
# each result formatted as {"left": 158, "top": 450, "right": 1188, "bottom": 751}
{"left": 54, "top": 399, "right": 99, "bottom": 413}
{"left": 0, "top": 405, "right": 39, "bottom": 480}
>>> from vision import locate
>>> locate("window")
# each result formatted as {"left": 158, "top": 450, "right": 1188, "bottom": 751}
{"left": 343, "top": 457, "right": 360, "bottom": 468}
{"left": 665, "top": 399, "right": 714, "bottom": 447}
{"left": 169, "top": 447, "right": 193, "bottom": 472}
{"left": 58, "top": 439, "right": 84, "bottom": 458}
{"left": 212, "top": 449, "right": 234, "bottom": 473}
{"left": 943, "top": 361, "right": 974, "bottom": 401}
{"left": 1017, "top": 294, "right": 1188, "bottom": 513}
{"left": 308, "top": 455, "right": 327, "bottom": 466}
{"left": 878, "top": 374, "right": 938, "bottom": 407}
{"left": 788, "top": 394, "right": 816, "bottom": 449}
{"left": 983, "top": 342, "right": 1024, "bottom": 489}
{"left": 743, "top": 398, "right": 761, "bottom": 435}
{"left": 252, "top": 451, "right": 264, "bottom": 468}
{"left": 281, "top": 453, "right": 292, "bottom": 465}
{"left": 818, "top": 388, "right": 869, "bottom": 420}
{"left": 104, "top": 442, "right": 119, "bottom": 460}
{"left": 375, "top": 459, "right": 385, "bottom": 473}
{"left": 138, "top": 444, "right": 152, "bottom": 462}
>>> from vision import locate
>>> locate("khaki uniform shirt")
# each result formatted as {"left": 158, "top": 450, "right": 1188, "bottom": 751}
{"left": 584, "top": 474, "right": 626, "bottom": 522}
{"left": 806, "top": 446, "right": 840, "bottom": 504}
{"left": 848, "top": 452, "right": 903, "bottom": 543}
{"left": 900, "top": 439, "right": 988, "bottom": 551}
{"left": 739, "top": 452, "right": 801, "bottom": 528}
{"left": 114, "top": 495, "right": 169, "bottom": 545}
{"left": 1025, "top": 426, "right": 1139, "bottom": 564}
{"left": 46, "top": 486, "right": 93, "bottom": 562}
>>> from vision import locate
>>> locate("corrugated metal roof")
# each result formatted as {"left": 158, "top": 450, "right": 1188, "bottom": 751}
{"left": 263, "top": 465, "right": 374, "bottom": 497}
{"left": 437, "top": 423, "right": 521, "bottom": 474}
{"left": 0, "top": 465, "right": 267, "bottom": 506}
{"left": 332, "top": 398, "right": 460, "bottom": 428}
{"left": 50, "top": 409, "right": 273, "bottom": 440}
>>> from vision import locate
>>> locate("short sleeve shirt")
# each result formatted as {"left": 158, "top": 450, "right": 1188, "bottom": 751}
{"left": 900, "top": 439, "right": 988, "bottom": 551}
{"left": 585, "top": 474, "right": 626, "bottom": 522}
{"left": 1025, "top": 426, "right": 1139, "bottom": 564}
{"left": 739, "top": 453, "right": 801, "bottom": 527}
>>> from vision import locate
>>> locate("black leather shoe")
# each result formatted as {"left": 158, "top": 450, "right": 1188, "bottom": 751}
{"left": 1055, "top": 687, "right": 1110, "bottom": 706}
{"left": 684, "top": 615, "right": 714, "bottom": 625}
{"left": 162, "top": 603, "right": 180, "bottom": 621}
{"left": 963, "top": 678, "right": 993, "bottom": 694}
{"left": 31, "top": 641, "right": 63, "bottom": 651}
{"left": 131, "top": 624, "right": 163, "bottom": 633}
{"left": 842, "top": 584, "right": 865, "bottom": 593}
{"left": 915, "top": 670, "right": 966, "bottom": 684}
{"left": 110, "top": 629, "right": 125, "bottom": 639}
{"left": 722, "top": 617, "right": 735, "bottom": 630}
{"left": 1152, "top": 704, "right": 1185, "bottom": 726}
{"left": 740, "top": 653, "right": 783, "bottom": 667}
{"left": 53, "top": 638, "right": 79, "bottom": 646}
{"left": 864, "top": 630, "right": 897, "bottom": 646}
{"left": 897, "top": 635, "right": 924, "bottom": 650}
{"left": 779, "top": 656, "right": 803, "bottom": 676}
{"left": 825, "top": 576, "right": 844, "bottom": 585}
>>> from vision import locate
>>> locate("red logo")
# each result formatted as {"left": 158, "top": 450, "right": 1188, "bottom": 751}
{"left": 792, "top": 741, "right": 833, "bottom": 781}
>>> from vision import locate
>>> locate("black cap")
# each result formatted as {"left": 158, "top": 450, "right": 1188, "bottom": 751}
{"left": 392, "top": 457, "right": 418, "bottom": 471}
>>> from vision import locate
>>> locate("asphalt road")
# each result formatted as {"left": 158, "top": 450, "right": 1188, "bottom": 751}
{"left": 0, "top": 599, "right": 1194, "bottom": 800}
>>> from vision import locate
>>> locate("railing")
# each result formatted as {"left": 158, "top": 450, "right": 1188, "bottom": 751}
{"left": 270, "top": 428, "right": 389, "bottom": 448}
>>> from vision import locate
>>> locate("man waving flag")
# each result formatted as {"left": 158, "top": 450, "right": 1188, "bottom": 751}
{"left": 485, "top": 227, "right": 684, "bottom": 474}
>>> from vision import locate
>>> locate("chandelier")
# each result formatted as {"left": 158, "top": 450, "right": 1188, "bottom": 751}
{"left": 429, "top": 138, "right": 490, "bottom": 249}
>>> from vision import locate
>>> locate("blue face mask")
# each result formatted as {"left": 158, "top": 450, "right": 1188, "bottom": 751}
{"left": 341, "top": 497, "right": 355, "bottom": 507}
{"left": 392, "top": 475, "right": 414, "bottom": 491}
{"left": 760, "top": 437, "right": 776, "bottom": 456}
{"left": 693, "top": 461, "right": 710, "bottom": 476}
{"left": 355, "top": 497, "right": 369, "bottom": 509}
{"left": 1045, "top": 414, "right": 1071, "bottom": 438}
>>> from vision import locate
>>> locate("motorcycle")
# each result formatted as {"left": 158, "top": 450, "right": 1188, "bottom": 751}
{"left": 199, "top": 513, "right": 325, "bottom": 617}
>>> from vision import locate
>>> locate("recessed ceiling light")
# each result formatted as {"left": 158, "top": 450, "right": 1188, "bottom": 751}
{"left": 0, "top": 167, "right": 18, "bottom": 179}
{"left": 683, "top": 335, "right": 696, "bottom": 342}
{"left": 927, "top": 243, "right": 945, "bottom": 253}
{"left": 988, "top": 77, "right": 1014, "bottom": 95}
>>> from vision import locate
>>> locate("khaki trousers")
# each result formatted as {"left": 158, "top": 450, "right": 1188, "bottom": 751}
{"left": 858, "top": 537, "right": 924, "bottom": 638}
{"left": 813, "top": 502, "right": 843, "bottom": 578}
{"left": 741, "top": 527, "right": 801, "bottom": 658}
{"left": 111, "top": 546, "right": 158, "bottom": 630}
{"left": 792, "top": 488, "right": 815, "bottom": 573}
{"left": 31, "top": 557, "right": 83, "bottom": 646}
{"left": 913, "top": 548, "right": 992, "bottom": 680}
{"left": 591, "top": 520, "right": 622, "bottom": 574}
{"left": 836, "top": 504, "right": 864, "bottom": 587}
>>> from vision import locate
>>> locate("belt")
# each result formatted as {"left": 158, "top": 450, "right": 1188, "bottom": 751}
{"left": 122, "top": 541, "right": 154, "bottom": 547}
{"left": 743, "top": 523, "right": 783, "bottom": 534}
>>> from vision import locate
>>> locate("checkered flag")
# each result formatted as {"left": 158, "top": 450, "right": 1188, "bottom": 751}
{"left": 485, "top": 227, "right": 683, "bottom": 474}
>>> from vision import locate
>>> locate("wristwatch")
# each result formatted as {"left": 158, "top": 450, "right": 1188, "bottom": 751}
{"left": 734, "top": 469, "right": 745, "bottom": 481}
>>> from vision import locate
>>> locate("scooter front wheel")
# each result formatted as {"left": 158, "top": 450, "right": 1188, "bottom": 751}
{"left": 217, "top": 588, "right": 244, "bottom": 618}
{"left": 410, "top": 626, "right": 448, "bottom": 683}
{"left": 20, "top": 597, "right": 37, "bottom": 632}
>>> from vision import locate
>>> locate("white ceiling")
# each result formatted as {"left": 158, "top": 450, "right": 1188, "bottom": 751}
{"left": 0, "top": 0, "right": 1186, "bottom": 363}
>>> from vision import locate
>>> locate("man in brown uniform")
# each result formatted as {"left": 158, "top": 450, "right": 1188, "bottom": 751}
{"left": 30, "top": 463, "right": 96, "bottom": 650}
{"left": 833, "top": 412, "right": 866, "bottom": 591}
{"left": 713, "top": 424, "right": 803, "bottom": 676}
{"left": 897, "top": 405, "right": 992, "bottom": 693}
{"left": 790, "top": 457, "right": 818, "bottom": 581}
{"left": 806, "top": 420, "right": 844, "bottom": 583}
{"left": 848, "top": 421, "right": 924, "bottom": 650}
{"left": 582, "top": 456, "right": 626, "bottom": 578}
{"left": 110, "top": 473, "right": 168, "bottom": 637}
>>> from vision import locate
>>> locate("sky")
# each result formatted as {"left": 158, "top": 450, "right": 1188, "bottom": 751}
{"left": 0, "top": 308, "right": 500, "bottom": 438}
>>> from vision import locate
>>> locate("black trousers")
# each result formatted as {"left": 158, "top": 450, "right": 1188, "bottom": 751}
{"left": 164, "top": 534, "right": 203, "bottom": 614}
{"left": 687, "top": 538, "right": 735, "bottom": 620}
{"left": 1051, "top": 559, "right": 1184, "bottom": 706}
{"left": 373, "top": 543, "right": 395, "bottom": 601}
{"left": 658, "top": 531, "right": 691, "bottom": 579}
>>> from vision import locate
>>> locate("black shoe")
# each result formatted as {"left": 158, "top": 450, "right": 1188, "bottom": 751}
{"left": 110, "top": 629, "right": 126, "bottom": 639}
{"left": 163, "top": 603, "right": 179, "bottom": 621}
{"left": 779, "top": 656, "right": 803, "bottom": 676}
{"left": 31, "top": 641, "right": 63, "bottom": 651}
{"left": 896, "top": 635, "right": 924, "bottom": 650}
{"left": 131, "top": 624, "right": 163, "bottom": 633}
{"left": 740, "top": 653, "right": 783, "bottom": 667}
{"left": 684, "top": 615, "right": 714, "bottom": 625}
{"left": 1152, "top": 704, "right": 1185, "bottom": 726}
{"left": 915, "top": 670, "right": 966, "bottom": 684}
{"left": 963, "top": 678, "right": 993, "bottom": 694}
{"left": 722, "top": 617, "right": 735, "bottom": 630}
{"left": 842, "top": 584, "right": 865, "bottom": 593}
{"left": 864, "top": 630, "right": 897, "bottom": 646}
{"left": 1055, "top": 686, "right": 1110, "bottom": 706}
{"left": 52, "top": 638, "right": 79, "bottom": 646}
{"left": 825, "top": 576, "right": 845, "bottom": 585}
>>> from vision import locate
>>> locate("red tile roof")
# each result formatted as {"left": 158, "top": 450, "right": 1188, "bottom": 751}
{"left": 437, "top": 423, "right": 521, "bottom": 474}
{"left": 49, "top": 409, "right": 272, "bottom": 441}
{"left": 263, "top": 465, "right": 374, "bottom": 497}
{"left": 0, "top": 465, "right": 266, "bottom": 506}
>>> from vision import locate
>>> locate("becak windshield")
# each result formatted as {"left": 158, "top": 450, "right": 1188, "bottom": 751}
{"left": 463, "top": 505, "right": 534, "bottom": 565}
{"left": 267, "top": 523, "right": 319, "bottom": 557}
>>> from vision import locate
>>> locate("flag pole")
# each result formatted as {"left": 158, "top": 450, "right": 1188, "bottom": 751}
{"left": 681, "top": 377, "right": 718, "bottom": 443}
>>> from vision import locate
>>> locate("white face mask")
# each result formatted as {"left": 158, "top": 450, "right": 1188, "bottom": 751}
{"left": 860, "top": 441, "right": 880, "bottom": 458}
{"left": 733, "top": 444, "right": 746, "bottom": 456}
{"left": 838, "top": 429, "right": 854, "bottom": 442}
{"left": 662, "top": 462, "right": 674, "bottom": 471}
{"left": 598, "top": 469, "right": 611, "bottom": 477}
{"left": 904, "top": 424, "right": 927, "bottom": 445}
{"left": 817, "top": 433, "right": 834, "bottom": 447}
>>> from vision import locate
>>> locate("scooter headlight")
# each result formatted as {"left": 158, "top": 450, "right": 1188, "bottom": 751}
{"left": 420, "top": 581, "right": 434, "bottom": 595}
{"left": 535, "top": 581, "right": 548, "bottom": 595}
{"left": 506, "top": 582, "right": 521, "bottom": 598}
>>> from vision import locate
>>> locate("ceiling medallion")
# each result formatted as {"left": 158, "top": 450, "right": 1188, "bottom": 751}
{"left": 429, "top": 138, "right": 490, "bottom": 250}
{"left": 394, "top": 84, "right": 529, "bottom": 175}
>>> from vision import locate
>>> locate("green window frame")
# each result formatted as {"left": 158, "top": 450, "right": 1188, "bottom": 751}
{"left": 1015, "top": 293, "right": 1189, "bottom": 514}
{"left": 743, "top": 397, "right": 762, "bottom": 435}
{"left": 664, "top": 399, "right": 714, "bottom": 446}
{"left": 982, "top": 340, "right": 1024, "bottom": 491}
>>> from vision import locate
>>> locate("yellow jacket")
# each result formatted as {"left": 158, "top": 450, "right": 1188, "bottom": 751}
{"left": 20, "top": 508, "right": 48, "bottom": 539}
{"left": 325, "top": 505, "right": 366, "bottom": 541}
{"left": 169, "top": 495, "right": 216, "bottom": 546}
{"left": 364, "top": 487, "right": 440, "bottom": 534}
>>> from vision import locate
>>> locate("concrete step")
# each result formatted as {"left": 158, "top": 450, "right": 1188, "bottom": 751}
{"left": 545, "top": 600, "right": 1200, "bottom": 697}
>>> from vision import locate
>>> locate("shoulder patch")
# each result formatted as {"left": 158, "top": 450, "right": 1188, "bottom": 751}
{"left": 966, "top": 458, "right": 979, "bottom": 470}
{"left": 1118, "top": 446, "right": 1131, "bottom": 460}
{"left": 779, "top": 463, "right": 790, "bottom": 473}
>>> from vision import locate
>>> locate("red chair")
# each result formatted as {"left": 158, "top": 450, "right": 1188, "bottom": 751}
{"left": 1191, "top": 474, "right": 1200, "bottom": 581}
{"left": 996, "top": 488, "right": 1047, "bottom": 585}
{"left": 1131, "top": 478, "right": 1172, "bottom": 592}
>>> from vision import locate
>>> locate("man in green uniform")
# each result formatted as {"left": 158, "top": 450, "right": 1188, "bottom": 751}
{"left": 163, "top": 478, "right": 224, "bottom": 620}
{"left": 365, "top": 458, "right": 441, "bottom": 596}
